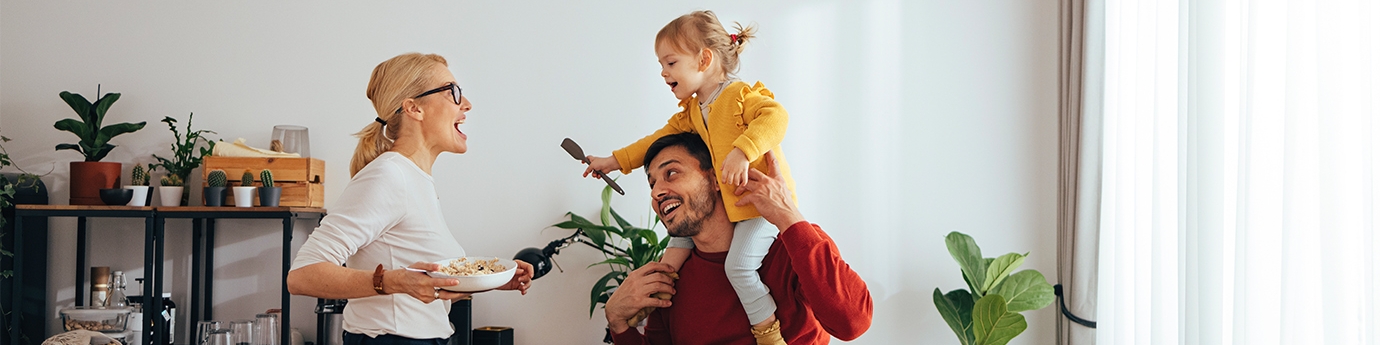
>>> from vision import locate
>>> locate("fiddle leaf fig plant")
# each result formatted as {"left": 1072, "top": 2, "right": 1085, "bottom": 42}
{"left": 54, "top": 86, "right": 147, "bottom": 161}
{"left": 933, "top": 231, "right": 1055, "bottom": 345}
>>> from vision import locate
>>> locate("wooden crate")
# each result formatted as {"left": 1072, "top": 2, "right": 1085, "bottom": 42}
{"left": 202, "top": 156, "right": 326, "bottom": 207}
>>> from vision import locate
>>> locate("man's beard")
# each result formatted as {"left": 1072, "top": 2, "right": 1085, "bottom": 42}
{"left": 665, "top": 176, "right": 719, "bottom": 238}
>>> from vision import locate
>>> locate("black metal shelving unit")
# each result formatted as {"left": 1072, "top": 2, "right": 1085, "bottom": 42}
{"left": 7, "top": 205, "right": 325, "bottom": 345}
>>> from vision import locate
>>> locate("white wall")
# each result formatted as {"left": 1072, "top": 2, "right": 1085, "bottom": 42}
{"left": 0, "top": 1, "right": 1058, "bottom": 344}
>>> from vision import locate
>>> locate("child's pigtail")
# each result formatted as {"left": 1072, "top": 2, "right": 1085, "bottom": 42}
{"left": 730, "top": 22, "right": 757, "bottom": 58}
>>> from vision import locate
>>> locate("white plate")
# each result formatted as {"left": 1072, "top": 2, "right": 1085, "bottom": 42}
{"left": 428, "top": 257, "right": 517, "bottom": 293}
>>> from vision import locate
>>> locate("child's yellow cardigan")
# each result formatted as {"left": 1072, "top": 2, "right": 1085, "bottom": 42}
{"left": 613, "top": 81, "right": 797, "bottom": 222}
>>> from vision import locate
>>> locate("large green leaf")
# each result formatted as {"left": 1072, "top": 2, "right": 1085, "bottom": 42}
{"left": 982, "top": 252, "right": 1027, "bottom": 293}
{"left": 946, "top": 232, "right": 987, "bottom": 293}
{"left": 992, "top": 269, "right": 1055, "bottom": 312}
{"left": 589, "top": 270, "right": 625, "bottom": 317}
{"left": 609, "top": 208, "right": 634, "bottom": 232}
{"left": 587, "top": 257, "right": 632, "bottom": 270}
{"left": 600, "top": 184, "right": 614, "bottom": 226}
{"left": 95, "top": 121, "right": 147, "bottom": 147}
{"left": 53, "top": 119, "right": 92, "bottom": 142}
{"left": 933, "top": 288, "right": 975, "bottom": 345}
{"left": 972, "top": 294, "right": 1026, "bottom": 345}
{"left": 58, "top": 91, "right": 92, "bottom": 124}
{"left": 90, "top": 92, "right": 120, "bottom": 127}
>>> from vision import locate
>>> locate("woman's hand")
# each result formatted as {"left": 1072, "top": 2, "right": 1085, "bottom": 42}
{"left": 605, "top": 262, "right": 677, "bottom": 334}
{"left": 386, "top": 262, "right": 471, "bottom": 303}
{"left": 734, "top": 151, "right": 805, "bottom": 232}
{"left": 496, "top": 260, "right": 535, "bottom": 295}
{"left": 721, "top": 148, "right": 750, "bottom": 187}
{"left": 583, "top": 155, "right": 620, "bottom": 179}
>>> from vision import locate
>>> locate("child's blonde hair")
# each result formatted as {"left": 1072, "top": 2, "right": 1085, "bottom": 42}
{"left": 656, "top": 10, "right": 757, "bottom": 78}
{"left": 352, "top": 52, "right": 449, "bottom": 177}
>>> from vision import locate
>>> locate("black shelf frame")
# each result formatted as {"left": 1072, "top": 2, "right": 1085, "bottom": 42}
{"left": 6, "top": 206, "right": 325, "bottom": 345}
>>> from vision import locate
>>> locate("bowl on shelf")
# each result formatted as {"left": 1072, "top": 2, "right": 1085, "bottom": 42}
{"left": 60, "top": 306, "right": 132, "bottom": 333}
{"left": 98, "top": 188, "right": 134, "bottom": 206}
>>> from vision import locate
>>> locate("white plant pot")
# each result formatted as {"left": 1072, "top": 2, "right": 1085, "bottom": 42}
{"left": 158, "top": 186, "right": 184, "bottom": 207}
{"left": 124, "top": 186, "right": 150, "bottom": 207}
{"left": 233, "top": 186, "right": 256, "bottom": 207}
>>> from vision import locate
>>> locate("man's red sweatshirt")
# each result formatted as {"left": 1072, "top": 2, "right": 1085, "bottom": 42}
{"left": 613, "top": 221, "right": 873, "bottom": 344}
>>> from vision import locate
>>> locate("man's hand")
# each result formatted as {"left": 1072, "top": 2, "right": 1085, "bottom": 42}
{"left": 583, "top": 155, "right": 620, "bottom": 179}
{"left": 720, "top": 148, "right": 750, "bottom": 187}
{"left": 495, "top": 260, "right": 535, "bottom": 295}
{"left": 605, "top": 262, "right": 678, "bottom": 334}
{"left": 734, "top": 151, "right": 805, "bottom": 232}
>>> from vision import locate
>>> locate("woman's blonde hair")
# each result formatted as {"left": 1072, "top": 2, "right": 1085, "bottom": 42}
{"left": 351, "top": 52, "right": 449, "bottom": 177}
{"left": 656, "top": 10, "right": 757, "bottom": 77}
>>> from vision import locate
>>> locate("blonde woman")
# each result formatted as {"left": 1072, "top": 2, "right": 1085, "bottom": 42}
{"left": 287, "top": 53, "right": 533, "bottom": 345}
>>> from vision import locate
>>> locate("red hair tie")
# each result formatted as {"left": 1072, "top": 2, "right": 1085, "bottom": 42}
{"left": 730, "top": 34, "right": 738, "bottom": 43}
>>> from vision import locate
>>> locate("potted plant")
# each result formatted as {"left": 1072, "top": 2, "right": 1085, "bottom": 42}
{"left": 150, "top": 113, "right": 215, "bottom": 206}
{"left": 549, "top": 185, "right": 670, "bottom": 328}
{"left": 123, "top": 165, "right": 153, "bottom": 207}
{"left": 204, "top": 169, "right": 228, "bottom": 207}
{"left": 53, "top": 86, "right": 147, "bottom": 205}
{"left": 233, "top": 170, "right": 255, "bottom": 207}
{"left": 932, "top": 231, "right": 1056, "bottom": 345}
{"left": 157, "top": 174, "right": 184, "bottom": 207}
{"left": 257, "top": 169, "right": 281, "bottom": 207}
{"left": 0, "top": 134, "right": 45, "bottom": 345}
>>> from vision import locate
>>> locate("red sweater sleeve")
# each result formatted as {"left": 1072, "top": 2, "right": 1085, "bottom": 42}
{"left": 779, "top": 221, "right": 874, "bottom": 340}
{"left": 610, "top": 308, "right": 671, "bottom": 345}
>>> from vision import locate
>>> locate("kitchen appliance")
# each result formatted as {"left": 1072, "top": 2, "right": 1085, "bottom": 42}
{"left": 314, "top": 299, "right": 346, "bottom": 345}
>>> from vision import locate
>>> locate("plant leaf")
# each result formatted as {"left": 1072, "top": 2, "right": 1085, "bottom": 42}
{"left": 96, "top": 122, "right": 147, "bottom": 147}
{"left": 992, "top": 269, "right": 1055, "bottom": 312}
{"left": 589, "top": 270, "right": 625, "bottom": 318}
{"left": 90, "top": 92, "right": 120, "bottom": 128}
{"left": 586, "top": 257, "right": 632, "bottom": 269}
{"left": 972, "top": 294, "right": 1026, "bottom": 345}
{"left": 609, "top": 208, "right": 634, "bottom": 231}
{"left": 600, "top": 184, "right": 614, "bottom": 226}
{"left": 982, "top": 252, "right": 1027, "bottom": 293}
{"left": 946, "top": 232, "right": 987, "bottom": 294}
{"left": 58, "top": 91, "right": 92, "bottom": 124}
{"left": 934, "top": 288, "right": 974, "bottom": 345}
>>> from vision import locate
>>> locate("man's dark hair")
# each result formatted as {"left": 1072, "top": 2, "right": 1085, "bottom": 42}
{"left": 643, "top": 132, "right": 714, "bottom": 172}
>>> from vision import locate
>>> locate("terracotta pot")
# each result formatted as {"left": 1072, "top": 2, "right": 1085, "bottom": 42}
{"left": 70, "top": 161, "right": 122, "bottom": 205}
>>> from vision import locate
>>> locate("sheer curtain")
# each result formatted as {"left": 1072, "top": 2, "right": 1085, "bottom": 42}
{"left": 1095, "top": 0, "right": 1379, "bottom": 344}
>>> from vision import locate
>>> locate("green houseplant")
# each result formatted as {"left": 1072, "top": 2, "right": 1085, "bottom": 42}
{"left": 150, "top": 113, "right": 215, "bottom": 206}
{"left": 54, "top": 86, "right": 147, "bottom": 204}
{"left": 204, "top": 169, "right": 228, "bottom": 206}
{"left": 549, "top": 184, "right": 670, "bottom": 319}
{"left": 124, "top": 164, "right": 154, "bottom": 206}
{"left": 257, "top": 169, "right": 281, "bottom": 207}
{"left": 933, "top": 231, "right": 1056, "bottom": 345}
{"left": 233, "top": 170, "right": 256, "bottom": 207}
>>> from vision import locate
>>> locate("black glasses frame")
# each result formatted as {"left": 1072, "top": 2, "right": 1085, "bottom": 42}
{"left": 396, "top": 82, "right": 461, "bottom": 113}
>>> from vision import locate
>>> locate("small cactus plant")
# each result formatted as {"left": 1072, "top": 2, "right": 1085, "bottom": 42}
{"left": 160, "top": 174, "right": 183, "bottom": 187}
{"left": 260, "top": 169, "right": 275, "bottom": 188}
{"left": 207, "top": 169, "right": 227, "bottom": 187}
{"left": 241, "top": 170, "right": 254, "bottom": 187}
{"left": 131, "top": 165, "right": 149, "bottom": 186}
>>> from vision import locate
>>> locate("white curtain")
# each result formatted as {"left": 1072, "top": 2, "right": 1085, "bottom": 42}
{"left": 1095, "top": 0, "right": 1379, "bottom": 344}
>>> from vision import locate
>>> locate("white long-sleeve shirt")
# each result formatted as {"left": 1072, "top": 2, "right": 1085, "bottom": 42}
{"left": 291, "top": 152, "right": 465, "bottom": 339}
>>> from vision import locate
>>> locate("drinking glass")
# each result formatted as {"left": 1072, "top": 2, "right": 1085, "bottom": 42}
{"left": 229, "top": 319, "right": 255, "bottom": 345}
{"left": 254, "top": 313, "right": 280, "bottom": 345}
{"left": 196, "top": 320, "right": 225, "bottom": 345}
{"left": 205, "top": 329, "right": 234, "bottom": 345}
{"left": 270, "top": 125, "right": 310, "bottom": 157}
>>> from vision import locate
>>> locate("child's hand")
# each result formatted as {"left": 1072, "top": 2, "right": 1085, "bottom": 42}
{"left": 583, "top": 155, "right": 620, "bottom": 179}
{"left": 720, "top": 148, "right": 750, "bottom": 187}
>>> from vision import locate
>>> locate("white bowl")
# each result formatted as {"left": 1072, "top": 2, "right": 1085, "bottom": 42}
{"left": 428, "top": 257, "right": 517, "bottom": 293}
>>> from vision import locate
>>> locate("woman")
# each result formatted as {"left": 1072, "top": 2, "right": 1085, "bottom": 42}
{"left": 286, "top": 52, "right": 534, "bottom": 345}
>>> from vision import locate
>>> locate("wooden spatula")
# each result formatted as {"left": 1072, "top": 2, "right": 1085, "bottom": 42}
{"left": 561, "top": 138, "right": 625, "bottom": 195}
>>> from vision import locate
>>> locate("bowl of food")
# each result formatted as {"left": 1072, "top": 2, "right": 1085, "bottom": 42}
{"left": 60, "top": 306, "right": 132, "bottom": 333}
{"left": 428, "top": 257, "right": 517, "bottom": 292}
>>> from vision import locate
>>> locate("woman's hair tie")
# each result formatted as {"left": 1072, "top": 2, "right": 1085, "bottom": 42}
{"left": 375, "top": 117, "right": 387, "bottom": 126}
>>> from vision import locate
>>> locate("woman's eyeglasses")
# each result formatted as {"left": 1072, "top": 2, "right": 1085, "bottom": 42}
{"left": 396, "top": 83, "right": 462, "bottom": 113}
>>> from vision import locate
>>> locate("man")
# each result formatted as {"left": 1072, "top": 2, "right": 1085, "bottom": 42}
{"left": 606, "top": 133, "right": 872, "bottom": 344}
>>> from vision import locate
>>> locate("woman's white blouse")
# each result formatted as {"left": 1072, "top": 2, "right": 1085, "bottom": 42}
{"left": 291, "top": 152, "right": 465, "bottom": 339}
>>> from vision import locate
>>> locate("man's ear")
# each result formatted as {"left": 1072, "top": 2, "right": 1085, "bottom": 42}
{"left": 698, "top": 48, "right": 714, "bottom": 72}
